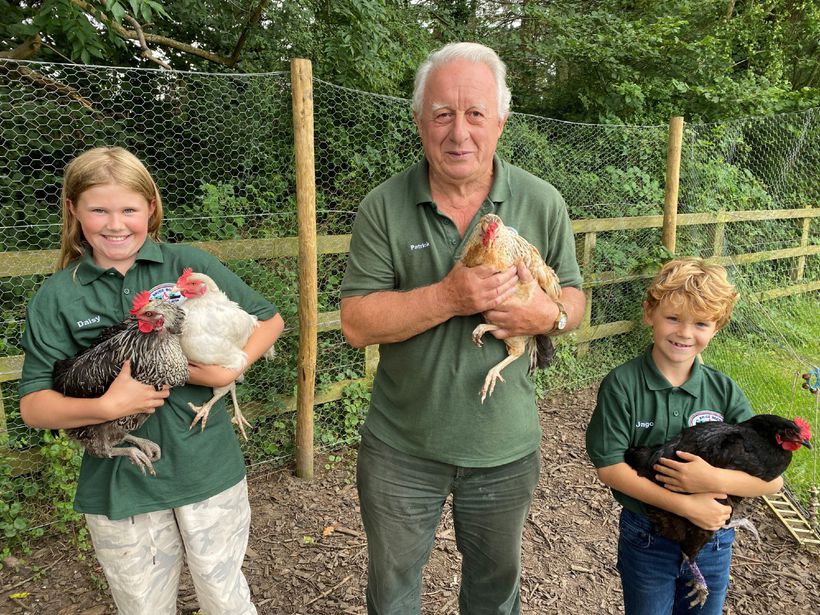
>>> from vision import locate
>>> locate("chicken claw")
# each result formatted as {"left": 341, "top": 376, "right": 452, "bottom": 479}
{"left": 112, "top": 435, "right": 162, "bottom": 476}
{"left": 189, "top": 383, "right": 251, "bottom": 441}
{"left": 472, "top": 323, "right": 498, "bottom": 347}
{"left": 684, "top": 558, "right": 709, "bottom": 608}
{"left": 480, "top": 369, "right": 506, "bottom": 403}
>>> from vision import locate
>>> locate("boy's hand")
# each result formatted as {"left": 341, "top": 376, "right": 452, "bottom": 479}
{"left": 681, "top": 492, "right": 732, "bottom": 531}
{"left": 655, "top": 451, "right": 720, "bottom": 494}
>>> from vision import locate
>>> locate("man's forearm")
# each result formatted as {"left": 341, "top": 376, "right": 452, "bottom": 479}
{"left": 340, "top": 284, "right": 454, "bottom": 348}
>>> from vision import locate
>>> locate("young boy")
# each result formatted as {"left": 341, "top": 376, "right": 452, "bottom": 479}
{"left": 585, "top": 258, "right": 783, "bottom": 615}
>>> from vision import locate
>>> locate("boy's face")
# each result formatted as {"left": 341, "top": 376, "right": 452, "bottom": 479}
{"left": 644, "top": 297, "right": 719, "bottom": 374}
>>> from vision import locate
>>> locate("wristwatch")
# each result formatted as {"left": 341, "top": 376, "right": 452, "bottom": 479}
{"left": 551, "top": 302, "right": 568, "bottom": 332}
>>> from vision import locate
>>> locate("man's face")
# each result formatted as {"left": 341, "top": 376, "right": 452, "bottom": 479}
{"left": 415, "top": 59, "right": 507, "bottom": 187}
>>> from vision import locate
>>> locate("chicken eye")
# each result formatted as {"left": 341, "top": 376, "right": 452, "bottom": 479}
{"left": 143, "top": 311, "right": 155, "bottom": 318}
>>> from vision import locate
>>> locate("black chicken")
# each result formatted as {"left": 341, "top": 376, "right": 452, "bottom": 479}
{"left": 53, "top": 291, "right": 189, "bottom": 476}
{"left": 625, "top": 414, "right": 812, "bottom": 607}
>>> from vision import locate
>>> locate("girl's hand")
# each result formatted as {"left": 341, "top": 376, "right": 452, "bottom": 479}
{"left": 187, "top": 362, "right": 241, "bottom": 388}
{"left": 655, "top": 451, "right": 719, "bottom": 493}
{"left": 102, "top": 360, "right": 170, "bottom": 419}
{"left": 681, "top": 492, "right": 732, "bottom": 531}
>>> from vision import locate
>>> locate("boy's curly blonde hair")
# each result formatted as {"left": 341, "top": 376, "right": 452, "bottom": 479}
{"left": 644, "top": 258, "right": 739, "bottom": 330}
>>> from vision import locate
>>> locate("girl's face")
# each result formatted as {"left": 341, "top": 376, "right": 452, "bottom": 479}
{"left": 644, "top": 297, "right": 719, "bottom": 375}
{"left": 68, "top": 183, "right": 155, "bottom": 275}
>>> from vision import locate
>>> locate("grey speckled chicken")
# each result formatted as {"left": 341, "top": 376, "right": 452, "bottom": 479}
{"left": 461, "top": 213, "right": 562, "bottom": 402}
{"left": 53, "top": 291, "right": 189, "bottom": 476}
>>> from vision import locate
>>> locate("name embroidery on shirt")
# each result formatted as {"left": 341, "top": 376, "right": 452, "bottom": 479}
{"left": 635, "top": 421, "right": 654, "bottom": 429}
{"left": 409, "top": 242, "right": 430, "bottom": 251}
{"left": 688, "top": 410, "right": 724, "bottom": 426}
{"left": 76, "top": 315, "right": 101, "bottom": 328}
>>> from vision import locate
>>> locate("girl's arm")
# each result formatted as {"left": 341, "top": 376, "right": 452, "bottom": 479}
{"left": 654, "top": 451, "right": 784, "bottom": 497}
{"left": 597, "top": 462, "right": 732, "bottom": 531}
{"left": 20, "top": 360, "right": 170, "bottom": 430}
{"left": 187, "top": 314, "right": 285, "bottom": 388}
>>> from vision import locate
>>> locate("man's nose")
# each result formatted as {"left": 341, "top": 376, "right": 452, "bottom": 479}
{"left": 449, "top": 113, "right": 469, "bottom": 143}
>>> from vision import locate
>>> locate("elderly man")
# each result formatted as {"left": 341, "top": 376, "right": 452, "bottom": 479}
{"left": 340, "top": 42, "right": 585, "bottom": 614}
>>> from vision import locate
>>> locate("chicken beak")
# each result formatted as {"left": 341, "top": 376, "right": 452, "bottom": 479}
{"left": 802, "top": 439, "right": 812, "bottom": 449}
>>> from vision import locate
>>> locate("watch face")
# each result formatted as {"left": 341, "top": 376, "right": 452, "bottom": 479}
{"left": 557, "top": 313, "right": 568, "bottom": 330}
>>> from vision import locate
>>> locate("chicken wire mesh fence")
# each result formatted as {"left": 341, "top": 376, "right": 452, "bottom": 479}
{"left": 0, "top": 60, "right": 818, "bottom": 544}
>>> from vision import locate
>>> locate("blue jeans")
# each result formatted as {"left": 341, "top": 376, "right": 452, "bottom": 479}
{"left": 617, "top": 508, "right": 735, "bottom": 615}
{"left": 356, "top": 425, "right": 540, "bottom": 615}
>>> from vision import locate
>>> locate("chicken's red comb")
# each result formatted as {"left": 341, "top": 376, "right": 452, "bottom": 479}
{"left": 178, "top": 267, "right": 194, "bottom": 283}
{"left": 129, "top": 290, "right": 152, "bottom": 314}
{"left": 794, "top": 417, "right": 812, "bottom": 440}
{"left": 482, "top": 220, "right": 499, "bottom": 246}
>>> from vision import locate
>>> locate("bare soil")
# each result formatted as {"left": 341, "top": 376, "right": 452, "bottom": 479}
{"left": 2, "top": 386, "right": 819, "bottom": 614}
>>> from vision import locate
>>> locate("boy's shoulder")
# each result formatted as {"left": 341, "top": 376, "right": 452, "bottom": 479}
{"left": 600, "top": 352, "right": 646, "bottom": 390}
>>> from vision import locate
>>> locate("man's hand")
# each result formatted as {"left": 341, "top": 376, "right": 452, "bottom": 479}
{"left": 440, "top": 261, "right": 519, "bottom": 316}
{"left": 482, "top": 263, "right": 558, "bottom": 339}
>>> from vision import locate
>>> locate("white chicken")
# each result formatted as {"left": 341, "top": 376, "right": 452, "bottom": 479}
{"left": 172, "top": 268, "right": 275, "bottom": 439}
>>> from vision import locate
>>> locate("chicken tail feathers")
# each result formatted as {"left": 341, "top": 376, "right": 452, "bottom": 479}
{"left": 533, "top": 334, "right": 555, "bottom": 372}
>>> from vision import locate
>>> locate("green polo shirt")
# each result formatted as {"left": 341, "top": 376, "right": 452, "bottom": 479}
{"left": 585, "top": 346, "right": 754, "bottom": 515}
{"left": 341, "top": 156, "right": 582, "bottom": 467}
{"left": 20, "top": 239, "right": 278, "bottom": 520}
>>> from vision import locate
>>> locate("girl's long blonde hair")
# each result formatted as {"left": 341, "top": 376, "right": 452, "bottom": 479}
{"left": 58, "top": 147, "right": 163, "bottom": 270}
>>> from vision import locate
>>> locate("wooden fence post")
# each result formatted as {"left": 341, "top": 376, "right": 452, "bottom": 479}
{"left": 576, "top": 232, "right": 596, "bottom": 357}
{"left": 662, "top": 116, "right": 684, "bottom": 254}
{"left": 292, "top": 58, "right": 317, "bottom": 480}
{"left": 795, "top": 204, "right": 812, "bottom": 282}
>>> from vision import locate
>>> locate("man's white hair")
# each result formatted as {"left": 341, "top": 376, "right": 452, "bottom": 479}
{"left": 412, "top": 42, "right": 512, "bottom": 118}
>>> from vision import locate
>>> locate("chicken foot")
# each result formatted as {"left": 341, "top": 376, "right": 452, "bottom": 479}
{"left": 110, "top": 435, "right": 162, "bottom": 476}
{"left": 683, "top": 557, "right": 709, "bottom": 608}
{"left": 188, "top": 383, "right": 251, "bottom": 440}
{"left": 472, "top": 323, "right": 524, "bottom": 403}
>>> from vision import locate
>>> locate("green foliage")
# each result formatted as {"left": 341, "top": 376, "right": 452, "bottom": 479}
{"left": 0, "top": 432, "right": 84, "bottom": 556}
{"left": 316, "top": 380, "right": 370, "bottom": 448}
{"left": 5, "top": 1, "right": 818, "bottom": 123}
{"left": 705, "top": 293, "right": 820, "bottom": 504}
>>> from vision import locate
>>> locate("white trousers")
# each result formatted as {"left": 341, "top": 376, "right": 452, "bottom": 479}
{"left": 85, "top": 478, "right": 256, "bottom": 615}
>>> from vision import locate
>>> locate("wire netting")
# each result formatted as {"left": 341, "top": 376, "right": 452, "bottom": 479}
{"left": 0, "top": 61, "right": 817, "bottom": 544}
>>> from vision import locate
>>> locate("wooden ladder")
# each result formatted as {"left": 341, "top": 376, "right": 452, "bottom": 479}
{"left": 763, "top": 489, "right": 820, "bottom": 546}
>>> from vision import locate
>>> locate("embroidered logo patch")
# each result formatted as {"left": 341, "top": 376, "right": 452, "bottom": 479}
{"left": 147, "top": 282, "right": 185, "bottom": 304}
{"left": 689, "top": 410, "right": 724, "bottom": 426}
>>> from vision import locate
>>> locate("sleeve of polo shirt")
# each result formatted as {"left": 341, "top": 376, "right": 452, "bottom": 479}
{"left": 722, "top": 376, "right": 754, "bottom": 424}
{"left": 19, "top": 287, "right": 66, "bottom": 397}
{"left": 340, "top": 196, "right": 394, "bottom": 298}
{"left": 586, "top": 373, "right": 633, "bottom": 468}
{"left": 545, "top": 194, "right": 582, "bottom": 289}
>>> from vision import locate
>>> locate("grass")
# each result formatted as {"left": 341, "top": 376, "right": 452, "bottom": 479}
{"left": 705, "top": 293, "right": 819, "bottom": 506}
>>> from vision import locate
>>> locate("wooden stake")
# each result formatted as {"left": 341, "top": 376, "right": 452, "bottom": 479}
{"left": 662, "top": 116, "right": 684, "bottom": 254}
{"left": 292, "top": 58, "right": 317, "bottom": 480}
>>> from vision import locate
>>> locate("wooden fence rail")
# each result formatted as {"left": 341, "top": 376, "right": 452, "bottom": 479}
{"left": 1, "top": 205, "right": 817, "bottom": 473}
{"left": 0, "top": 82, "right": 818, "bottom": 477}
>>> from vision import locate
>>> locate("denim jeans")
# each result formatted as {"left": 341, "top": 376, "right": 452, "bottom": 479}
{"left": 617, "top": 508, "right": 735, "bottom": 615}
{"left": 356, "top": 425, "right": 540, "bottom": 615}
